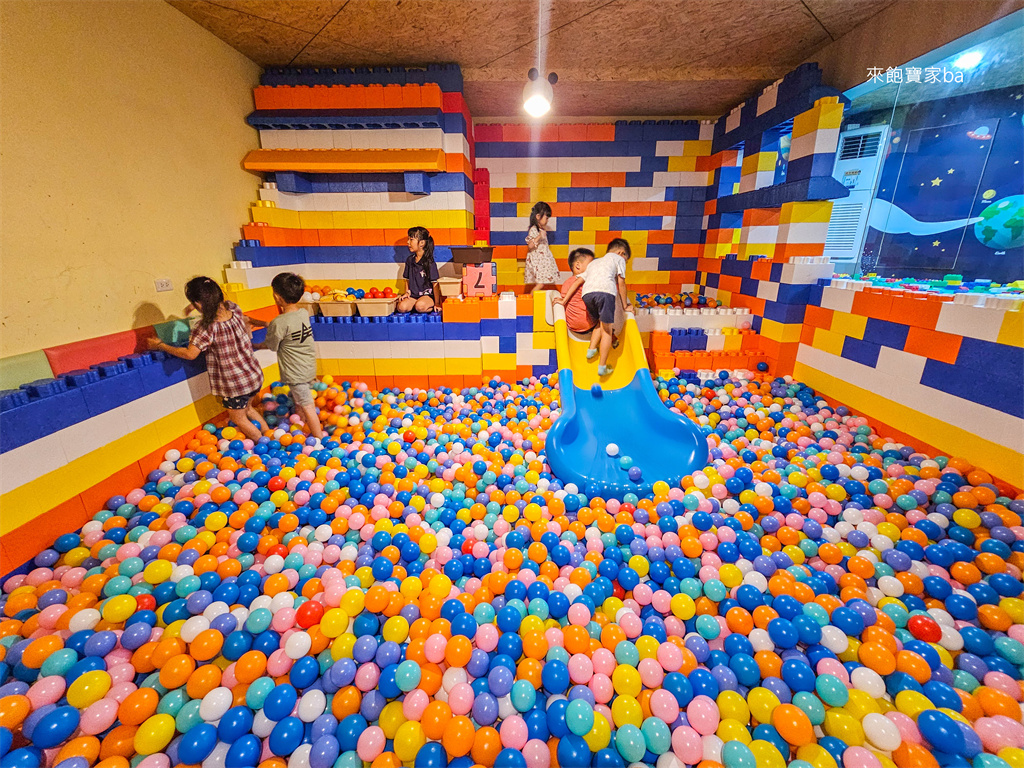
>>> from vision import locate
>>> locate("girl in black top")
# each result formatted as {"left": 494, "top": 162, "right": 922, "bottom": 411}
{"left": 398, "top": 226, "right": 441, "bottom": 313}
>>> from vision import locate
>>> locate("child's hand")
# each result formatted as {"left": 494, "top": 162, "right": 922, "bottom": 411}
{"left": 552, "top": 296, "right": 564, "bottom": 306}
{"left": 625, "top": 303, "right": 634, "bottom": 313}
{"left": 145, "top": 337, "right": 163, "bottom": 351}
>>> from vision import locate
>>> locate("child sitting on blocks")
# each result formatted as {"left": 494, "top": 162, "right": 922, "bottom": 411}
{"left": 555, "top": 238, "right": 633, "bottom": 377}
{"left": 560, "top": 248, "right": 596, "bottom": 335}
{"left": 251, "top": 272, "right": 324, "bottom": 439}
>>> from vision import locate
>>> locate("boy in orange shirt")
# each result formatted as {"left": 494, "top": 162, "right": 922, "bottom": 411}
{"left": 560, "top": 248, "right": 596, "bottom": 334}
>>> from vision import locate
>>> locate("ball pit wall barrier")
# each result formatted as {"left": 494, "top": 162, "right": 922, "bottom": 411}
{"left": 546, "top": 302, "right": 710, "bottom": 499}
{"left": 0, "top": 351, "right": 281, "bottom": 575}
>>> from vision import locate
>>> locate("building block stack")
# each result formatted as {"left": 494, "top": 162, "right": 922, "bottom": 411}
{"left": 229, "top": 65, "right": 476, "bottom": 291}
{"left": 309, "top": 293, "right": 557, "bottom": 391}
{"left": 476, "top": 120, "right": 711, "bottom": 295}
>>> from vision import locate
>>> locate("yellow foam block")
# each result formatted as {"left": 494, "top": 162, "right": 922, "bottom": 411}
{"left": 491, "top": 188, "right": 503, "bottom": 203}
{"left": 336, "top": 359, "right": 376, "bottom": 376}
{"left": 251, "top": 206, "right": 300, "bottom": 228}
{"left": 830, "top": 311, "right": 867, "bottom": 340}
{"left": 568, "top": 231, "right": 597, "bottom": 246}
{"left": 583, "top": 217, "right": 611, "bottom": 231}
{"left": 780, "top": 200, "right": 834, "bottom": 225}
{"left": 667, "top": 156, "right": 698, "bottom": 172}
{"left": 794, "top": 360, "right": 1023, "bottom": 489}
{"left": 741, "top": 151, "right": 778, "bottom": 175}
{"left": 792, "top": 97, "right": 844, "bottom": 138}
{"left": 760, "top": 318, "right": 802, "bottom": 344}
{"left": 447, "top": 358, "right": 483, "bottom": 375}
{"left": 998, "top": 310, "right": 1023, "bottom": 347}
{"left": 683, "top": 140, "right": 712, "bottom": 156}
{"left": 533, "top": 332, "right": 555, "bottom": 350}
{"left": 724, "top": 335, "right": 743, "bottom": 351}
{"left": 298, "top": 211, "right": 336, "bottom": 229}
{"left": 516, "top": 173, "right": 571, "bottom": 189}
{"left": 620, "top": 231, "right": 649, "bottom": 244}
{"left": 627, "top": 270, "right": 669, "bottom": 284}
{"left": 224, "top": 286, "right": 275, "bottom": 312}
{"left": 482, "top": 353, "right": 516, "bottom": 370}
{"left": 716, "top": 290, "right": 733, "bottom": 305}
{"left": 812, "top": 327, "right": 846, "bottom": 356}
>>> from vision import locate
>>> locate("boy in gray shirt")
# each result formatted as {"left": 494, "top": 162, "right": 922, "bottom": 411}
{"left": 255, "top": 272, "right": 323, "bottom": 439}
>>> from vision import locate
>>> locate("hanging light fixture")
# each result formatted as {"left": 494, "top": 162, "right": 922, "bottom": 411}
{"left": 523, "top": 68, "right": 558, "bottom": 118}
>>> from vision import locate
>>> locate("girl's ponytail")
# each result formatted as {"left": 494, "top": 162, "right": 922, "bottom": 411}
{"left": 185, "top": 276, "right": 224, "bottom": 329}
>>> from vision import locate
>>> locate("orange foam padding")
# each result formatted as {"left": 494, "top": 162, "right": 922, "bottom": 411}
{"left": 904, "top": 326, "right": 963, "bottom": 365}
{"left": 253, "top": 83, "right": 444, "bottom": 111}
{"left": 242, "top": 149, "right": 447, "bottom": 173}
{"left": 851, "top": 289, "right": 894, "bottom": 322}
{"left": 44, "top": 330, "right": 148, "bottom": 377}
{"left": 804, "top": 305, "right": 834, "bottom": 329}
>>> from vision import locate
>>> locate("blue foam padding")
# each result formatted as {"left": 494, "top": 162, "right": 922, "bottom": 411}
{"left": 515, "top": 315, "right": 534, "bottom": 333}
{"left": 246, "top": 111, "right": 455, "bottom": 131}
{"left": 862, "top": 318, "right": 910, "bottom": 349}
{"left": 490, "top": 203, "right": 518, "bottom": 217}
{"left": 840, "top": 337, "right": 882, "bottom": 368}
{"left": 920, "top": 358, "right": 1024, "bottom": 419}
{"left": 259, "top": 64, "right": 463, "bottom": 91}
{"left": 546, "top": 368, "right": 709, "bottom": 500}
{"left": 443, "top": 323, "right": 481, "bottom": 341}
{"left": 481, "top": 319, "right": 516, "bottom": 337}
{"left": 498, "top": 335, "right": 516, "bottom": 354}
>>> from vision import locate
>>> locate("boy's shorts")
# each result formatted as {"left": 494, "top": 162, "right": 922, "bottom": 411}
{"left": 221, "top": 390, "right": 259, "bottom": 410}
{"left": 288, "top": 382, "right": 315, "bottom": 407}
{"left": 583, "top": 292, "right": 617, "bottom": 324}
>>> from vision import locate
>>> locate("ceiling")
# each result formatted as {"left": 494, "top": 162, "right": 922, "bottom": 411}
{"left": 167, "top": 0, "right": 897, "bottom": 118}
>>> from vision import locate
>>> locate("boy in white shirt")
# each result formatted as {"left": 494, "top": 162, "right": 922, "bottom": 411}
{"left": 555, "top": 238, "right": 633, "bottom": 376}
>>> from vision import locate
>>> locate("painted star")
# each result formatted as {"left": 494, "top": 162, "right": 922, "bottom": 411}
{"left": 933, "top": 240, "right": 940, "bottom": 246}
{"left": 931, "top": 178, "right": 942, "bottom": 186}
{"left": 947, "top": 168, "right": 955, "bottom": 174}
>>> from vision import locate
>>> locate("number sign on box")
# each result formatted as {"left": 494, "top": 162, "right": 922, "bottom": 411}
{"left": 463, "top": 263, "right": 497, "bottom": 297}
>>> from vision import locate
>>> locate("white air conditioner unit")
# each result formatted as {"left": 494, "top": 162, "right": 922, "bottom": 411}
{"left": 824, "top": 125, "right": 889, "bottom": 266}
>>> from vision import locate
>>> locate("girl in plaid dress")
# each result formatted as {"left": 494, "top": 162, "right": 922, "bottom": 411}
{"left": 148, "top": 277, "right": 269, "bottom": 441}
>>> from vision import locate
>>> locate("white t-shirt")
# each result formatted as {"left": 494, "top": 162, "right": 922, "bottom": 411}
{"left": 580, "top": 254, "right": 626, "bottom": 297}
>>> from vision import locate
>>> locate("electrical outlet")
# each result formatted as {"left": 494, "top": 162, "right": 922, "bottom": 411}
{"left": 155, "top": 278, "right": 173, "bottom": 292}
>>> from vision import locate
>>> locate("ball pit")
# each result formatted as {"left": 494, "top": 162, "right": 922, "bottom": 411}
{"left": 2, "top": 371, "right": 1024, "bottom": 768}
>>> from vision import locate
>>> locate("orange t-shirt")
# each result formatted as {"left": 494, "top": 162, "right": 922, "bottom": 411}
{"left": 561, "top": 278, "right": 594, "bottom": 333}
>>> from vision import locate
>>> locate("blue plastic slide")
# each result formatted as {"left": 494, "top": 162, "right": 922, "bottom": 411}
{"left": 546, "top": 300, "right": 710, "bottom": 498}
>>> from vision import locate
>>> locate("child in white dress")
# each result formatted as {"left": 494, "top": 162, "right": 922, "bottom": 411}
{"left": 524, "top": 201, "right": 559, "bottom": 293}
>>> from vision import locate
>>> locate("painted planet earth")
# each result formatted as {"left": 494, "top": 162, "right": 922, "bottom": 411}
{"left": 975, "top": 194, "right": 1024, "bottom": 250}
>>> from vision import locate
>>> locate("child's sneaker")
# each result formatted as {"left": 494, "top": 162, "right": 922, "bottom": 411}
{"left": 598, "top": 365, "right": 614, "bottom": 376}
{"left": 586, "top": 349, "right": 598, "bottom": 361}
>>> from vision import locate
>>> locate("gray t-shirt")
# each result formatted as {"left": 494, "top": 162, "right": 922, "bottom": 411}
{"left": 265, "top": 309, "right": 317, "bottom": 384}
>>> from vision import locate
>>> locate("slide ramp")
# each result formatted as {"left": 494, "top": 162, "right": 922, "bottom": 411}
{"left": 546, "top": 299, "right": 710, "bottom": 498}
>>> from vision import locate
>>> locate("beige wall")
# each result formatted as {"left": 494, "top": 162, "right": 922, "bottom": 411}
{"left": 0, "top": 0, "right": 261, "bottom": 357}
{"left": 808, "top": 0, "right": 1024, "bottom": 91}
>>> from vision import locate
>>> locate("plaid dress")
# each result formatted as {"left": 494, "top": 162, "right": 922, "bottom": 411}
{"left": 189, "top": 302, "right": 263, "bottom": 399}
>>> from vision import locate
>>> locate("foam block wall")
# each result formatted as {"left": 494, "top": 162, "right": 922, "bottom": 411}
{"left": 796, "top": 281, "right": 1024, "bottom": 487}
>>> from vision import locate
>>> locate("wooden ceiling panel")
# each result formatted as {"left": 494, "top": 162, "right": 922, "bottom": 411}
{"left": 466, "top": 78, "right": 755, "bottom": 117}
{"left": 168, "top": 1, "right": 318, "bottom": 62}
{"left": 802, "top": 0, "right": 896, "bottom": 39}
{"left": 291, "top": 1, "right": 614, "bottom": 69}
{"left": 167, "top": 0, "right": 899, "bottom": 116}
